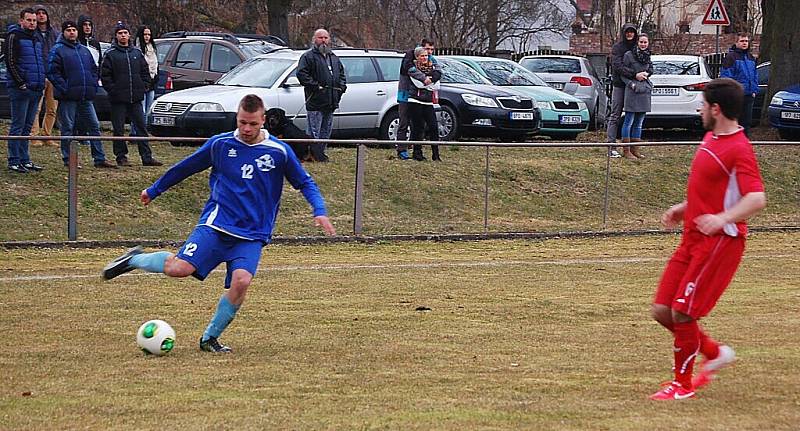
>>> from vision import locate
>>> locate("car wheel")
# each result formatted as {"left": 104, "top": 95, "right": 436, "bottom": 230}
{"left": 777, "top": 128, "right": 800, "bottom": 141}
{"left": 436, "top": 104, "right": 460, "bottom": 141}
{"left": 379, "top": 108, "right": 408, "bottom": 147}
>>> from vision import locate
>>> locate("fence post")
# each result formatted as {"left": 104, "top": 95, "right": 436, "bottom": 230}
{"left": 353, "top": 143, "right": 366, "bottom": 235}
{"left": 603, "top": 147, "right": 612, "bottom": 230}
{"left": 484, "top": 145, "right": 490, "bottom": 232}
{"left": 67, "top": 141, "right": 78, "bottom": 241}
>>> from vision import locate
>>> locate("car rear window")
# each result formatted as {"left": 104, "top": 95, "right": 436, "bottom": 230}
{"left": 217, "top": 57, "right": 294, "bottom": 88}
{"left": 652, "top": 60, "right": 700, "bottom": 75}
{"left": 520, "top": 58, "right": 581, "bottom": 73}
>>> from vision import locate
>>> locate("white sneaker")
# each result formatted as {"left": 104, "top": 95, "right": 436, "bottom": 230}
{"left": 692, "top": 345, "right": 735, "bottom": 389}
{"left": 608, "top": 149, "right": 622, "bottom": 158}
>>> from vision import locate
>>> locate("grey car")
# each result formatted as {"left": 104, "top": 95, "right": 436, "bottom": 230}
{"left": 519, "top": 55, "right": 608, "bottom": 130}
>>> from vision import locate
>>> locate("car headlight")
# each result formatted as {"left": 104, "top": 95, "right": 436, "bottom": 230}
{"left": 577, "top": 102, "right": 587, "bottom": 110}
{"left": 770, "top": 96, "right": 784, "bottom": 106}
{"left": 461, "top": 94, "right": 498, "bottom": 108}
{"left": 536, "top": 101, "right": 551, "bottom": 110}
{"left": 190, "top": 102, "right": 225, "bottom": 112}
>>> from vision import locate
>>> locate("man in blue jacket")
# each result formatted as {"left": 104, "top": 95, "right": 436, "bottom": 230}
{"left": 3, "top": 8, "right": 46, "bottom": 173}
{"left": 48, "top": 20, "right": 116, "bottom": 168}
{"left": 720, "top": 33, "right": 759, "bottom": 136}
{"left": 102, "top": 94, "right": 336, "bottom": 353}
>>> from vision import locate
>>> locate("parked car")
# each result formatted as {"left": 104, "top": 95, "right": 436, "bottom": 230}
{"left": 768, "top": 85, "right": 800, "bottom": 140}
{"left": 381, "top": 57, "right": 540, "bottom": 141}
{"left": 155, "top": 31, "right": 287, "bottom": 91}
{"left": 447, "top": 55, "right": 589, "bottom": 139}
{"left": 148, "top": 48, "right": 404, "bottom": 139}
{"left": 518, "top": 54, "right": 607, "bottom": 130}
{"left": 643, "top": 54, "right": 712, "bottom": 130}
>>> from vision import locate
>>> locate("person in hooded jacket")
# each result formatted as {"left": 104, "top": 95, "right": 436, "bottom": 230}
{"left": 29, "top": 4, "right": 59, "bottom": 147}
{"left": 48, "top": 20, "right": 116, "bottom": 169}
{"left": 607, "top": 23, "right": 649, "bottom": 158}
{"left": 77, "top": 15, "right": 102, "bottom": 67}
{"left": 101, "top": 21, "right": 162, "bottom": 167}
{"left": 4, "top": 8, "right": 47, "bottom": 173}
{"left": 720, "top": 33, "right": 759, "bottom": 137}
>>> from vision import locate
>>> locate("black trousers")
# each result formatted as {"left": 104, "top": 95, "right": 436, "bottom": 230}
{"left": 110, "top": 101, "right": 153, "bottom": 163}
{"left": 408, "top": 102, "right": 439, "bottom": 158}
{"left": 740, "top": 94, "right": 755, "bottom": 137}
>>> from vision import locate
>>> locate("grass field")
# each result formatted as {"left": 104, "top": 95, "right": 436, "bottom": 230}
{"left": 1, "top": 232, "right": 799, "bottom": 430}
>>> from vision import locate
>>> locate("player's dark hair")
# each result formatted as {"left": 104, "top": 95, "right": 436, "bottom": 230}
{"left": 20, "top": 7, "right": 36, "bottom": 18}
{"left": 704, "top": 78, "right": 743, "bottom": 120}
{"left": 421, "top": 38, "right": 434, "bottom": 47}
{"left": 239, "top": 94, "right": 265, "bottom": 114}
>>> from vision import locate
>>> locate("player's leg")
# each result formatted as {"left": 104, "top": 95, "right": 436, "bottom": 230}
{"left": 199, "top": 239, "right": 262, "bottom": 353}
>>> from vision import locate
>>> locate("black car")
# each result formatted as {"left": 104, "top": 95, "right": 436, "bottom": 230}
{"left": 382, "top": 57, "right": 540, "bottom": 141}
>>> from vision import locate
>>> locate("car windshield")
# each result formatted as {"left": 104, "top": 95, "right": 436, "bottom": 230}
{"left": 239, "top": 42, "right": 283, "bottom": 58}
{"left": 520, "top": 57, "right": 581, "bottom": 73}
{"left": 439, "top": 58, "right": 488, "bottom": 84}
{"left": 475, "top": 60, "right": 547, "bottom": 86}
{"left": 217, "top": 57, "right": 294, "bottom": 87}
{"left": 652, "top": 60, "right": 700, "bottom": 75}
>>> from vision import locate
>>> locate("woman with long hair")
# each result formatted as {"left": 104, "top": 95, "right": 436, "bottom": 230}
{"left": 135, "top": 25, "right": 158, "bottom": 117}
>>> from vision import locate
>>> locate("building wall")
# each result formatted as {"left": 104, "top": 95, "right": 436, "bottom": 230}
{"left": 570, "top": 33, "right": 760, "bottom": 58}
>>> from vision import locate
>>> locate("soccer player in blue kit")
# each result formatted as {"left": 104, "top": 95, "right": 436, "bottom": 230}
{"left": 102, "top": 94, "right": 336, "bottom": 353}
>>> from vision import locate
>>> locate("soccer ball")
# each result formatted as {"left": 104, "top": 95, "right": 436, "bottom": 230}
{"left": 136, "top": 320, "right": 176, "bottom": 356}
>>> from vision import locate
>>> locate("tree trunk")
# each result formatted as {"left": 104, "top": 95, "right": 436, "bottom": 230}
{"left": 267, "top": 0, "right": 291, "bottom": 45}
{"left": 763, "top": 0, "right": 800, "bottom": 121}
{"left": 486, "top": 0, "right": 499, "bottom": 51}
{"left": 759, "top": 0, "right": 774, "bottom": 63}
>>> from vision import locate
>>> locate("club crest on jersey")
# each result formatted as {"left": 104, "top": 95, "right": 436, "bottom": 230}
{"left": 255, "top": 154, "right": 275, "bottom": 171}
{"left": 228, "top": 148, "right": 237, "bottom": 157}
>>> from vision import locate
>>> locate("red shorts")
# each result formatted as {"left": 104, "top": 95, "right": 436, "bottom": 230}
{"left": 654, "top": 231, "right": 745, "bottom": 319}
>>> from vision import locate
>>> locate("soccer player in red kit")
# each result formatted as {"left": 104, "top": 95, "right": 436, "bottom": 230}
{"left": 649, "top": 78, "right": 767, "bottom": 400}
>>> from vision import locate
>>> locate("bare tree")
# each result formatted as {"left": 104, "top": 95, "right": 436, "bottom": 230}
{"left": 760, "top": 0, "right": 800, "bottom": 126}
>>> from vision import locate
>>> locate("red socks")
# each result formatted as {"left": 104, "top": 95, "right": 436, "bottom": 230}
{"left": 673, "top": 320, "right": 700, "bottom": 388}
{"left": 699, "top": 328, "right": 720, "bottom": 360}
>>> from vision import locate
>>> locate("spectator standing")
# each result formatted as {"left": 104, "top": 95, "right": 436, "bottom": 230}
{"left": 620, "top": 34, "right": 654, "bottom": 159}
{"left": 407, "top": 46, "right": 442, "bottom": 161}
{"left": 48, "top": 20, "right": 116, "bottom": 169}
{"left": 607, "top": 23, "right": 644, "bottom": 158}
{"left": 720, "top": 33, "right": 759, "bottom": 137}
{"left": 101, "top": 21, "right": 162, "bottom": 167}
{"left": 29, "top": 4, "right": 59, "bottom": 147}
{"left": 296, "top": 28, "right": 346, "bottom": 163}
{"left": 77, "top": 15, "right": 102, "bottom": 68}
{"left": 396, "top": 38, "right": 435, "bottom": 160}
{"left": 3, "top": 8, "right": 46, "bottom": 173}
{"left": 135, "top": 25, "right": 158, "bottom": 126}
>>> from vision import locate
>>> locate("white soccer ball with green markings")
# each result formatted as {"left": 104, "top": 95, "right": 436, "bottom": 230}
{"left": 136, "top": 320, "right": 176, "bottom": 356}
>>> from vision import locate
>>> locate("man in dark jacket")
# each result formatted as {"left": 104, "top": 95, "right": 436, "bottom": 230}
{"left": 396, "top": 38, "right": 436, "bottom": 160}
{"left": 296, "top": 28, "right": 346, "bottom": 162}
{"left": 3, "top": 8, "right": 46, "bottom": 173}
{"left": 607, "top": 23, "right": 648, "bottom": 157}
{"left": 29, "top": 4, "right": 59, "bottom": 147}
{"left": 48, "top": 20, "right": 116, "bottom": 169}
{"left": 101, "top": 21, "right": 162, "bottom": 166}
{"left": 77, "top": 15, "right": 102, "bottom": 67}
{"left": 720, "top": 33, "right": 759, "bottom": 136}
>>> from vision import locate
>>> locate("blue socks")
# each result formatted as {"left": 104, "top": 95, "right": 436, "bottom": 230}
{"left": 129, "top": 251, "right": 171, "bottom": 273}
{"left": 202, "top": 295, "right": 240, "bottom": 341}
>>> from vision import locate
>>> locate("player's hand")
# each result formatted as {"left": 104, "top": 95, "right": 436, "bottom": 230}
{"left": 314, "top": 215, "right": 336, "bottom": 236}
{"left": 661, "top": 204, "right": 684, "bottom": 229}
{"left": 694, "top": 213, "right": 727, "bottom": 236}
{"left": 140, "top": 189, "right": 152, "bottom": 206}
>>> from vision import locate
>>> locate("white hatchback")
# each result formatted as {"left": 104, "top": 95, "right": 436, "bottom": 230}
{"left": 644, "top": 55, "right": 712, "bottom": 130}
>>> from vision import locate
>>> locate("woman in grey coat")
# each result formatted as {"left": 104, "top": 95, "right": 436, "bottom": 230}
{"left": 621, "top": 34, "right": 654, "bottom": 159}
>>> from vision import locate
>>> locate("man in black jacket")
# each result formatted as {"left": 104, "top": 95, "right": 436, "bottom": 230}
{"left": 296, "top": 28, "right": 346, "bottom": 162}
{"left": 607, "top": 23, "right": 648, "bottom": 157}
{"left": 101, "top": 21, "right": 162, "bottom": 166}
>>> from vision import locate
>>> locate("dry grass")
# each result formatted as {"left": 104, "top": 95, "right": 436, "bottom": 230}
{"left": 1, "top": 232, "right": 799, "bottom": 430}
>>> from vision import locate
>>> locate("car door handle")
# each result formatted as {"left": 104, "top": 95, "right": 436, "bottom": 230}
{"left": 376, "top": 90, "right": 386, "bottom": 96}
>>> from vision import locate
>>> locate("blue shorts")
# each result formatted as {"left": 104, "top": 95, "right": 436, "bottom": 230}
{"left": 177, "top": 225, "right": 264, "bottom": 288}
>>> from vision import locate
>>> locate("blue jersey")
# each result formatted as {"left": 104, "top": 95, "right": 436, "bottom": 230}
{"left": 146, "top": 129, "right": 327, "bottom": 242}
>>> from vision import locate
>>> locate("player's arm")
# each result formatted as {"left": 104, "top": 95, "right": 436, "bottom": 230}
{"left": 661, "top": 200, "right": 687, "bottom": 229}
{"left": 694, "top": 192, "right": 766, "bottom": 236}
{"left": 283, "top": 144, "right": 335, "bottom": 235}
{"left": 141, "top": 140, "right": 214, "bottom": 205}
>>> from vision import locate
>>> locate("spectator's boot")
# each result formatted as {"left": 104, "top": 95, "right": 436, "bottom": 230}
{"left": 431, "top": 145, "right": 441, "bottom": 162}
{"left": 630, "top": 138, "right": 645, "bottom": 158}
{"left": 622, "top": 138, "right": 637, "bottom": 160}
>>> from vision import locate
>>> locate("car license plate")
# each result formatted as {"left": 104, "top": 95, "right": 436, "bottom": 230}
{"left": 549, "top": 82, "right": 564, "bottom": 90}
{"left": 652, "top": 87, "right": 679, "bottom": 96}
{"left": 559, "top": 115, "right": 582, "bottom": 125}
{"left": 780, "top": 111, "right": 800, "bottom": 120}
{"left": 510, "top": 111, "right": 534, "bottom": 120}
{"left": 152, "top": 116, "right": 175, "bottom": 126}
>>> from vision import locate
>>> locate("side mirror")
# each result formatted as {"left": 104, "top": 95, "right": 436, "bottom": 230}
{"left": 283, "top": 76, "right": 301, "bottom": 87}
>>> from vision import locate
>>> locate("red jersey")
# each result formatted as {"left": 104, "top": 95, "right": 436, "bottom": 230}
{"left": 684, "top": 128, "right": 764, "bottom": 237}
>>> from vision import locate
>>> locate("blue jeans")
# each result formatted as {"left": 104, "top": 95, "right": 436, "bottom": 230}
{"left": 7, "top": 87, "right": 43, "bottom": 166}
{"left": 306, "top": 110, "right": 333, "bottom": 161}
{"left": 621, "top": 111, "right": 647, "bottom": 139}
{"left": 58, "top": 100, "right": 107, "bottom": 164}
{"left": 131, "top": 90, "right": 155, "bottom": 136}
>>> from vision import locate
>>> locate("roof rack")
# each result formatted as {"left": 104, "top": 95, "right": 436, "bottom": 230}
{"left": 233, "top": 33, "right": 287, "bottom": 47}
{"left": 159, "top": 31, "right": 239, "bottom": 45}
